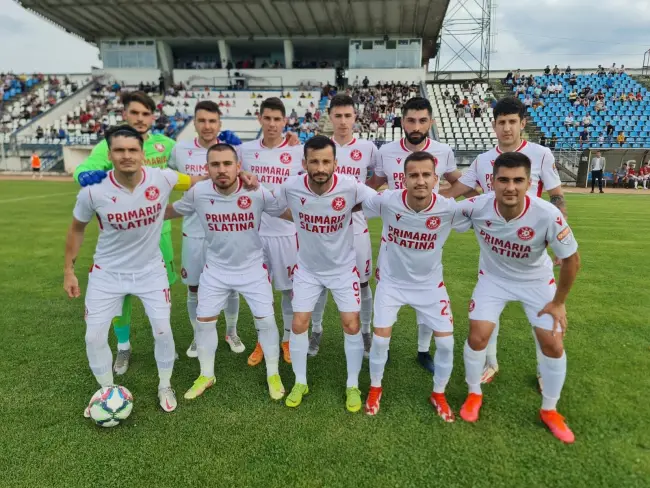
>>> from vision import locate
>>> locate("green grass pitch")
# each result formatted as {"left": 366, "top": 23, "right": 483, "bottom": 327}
{"left": 0, "top": 181, "right": 648, "bottom": 488}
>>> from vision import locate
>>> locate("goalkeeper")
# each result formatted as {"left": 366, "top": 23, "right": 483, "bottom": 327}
{"left": 73, "top": 90, "right": 242, "bottom": 375}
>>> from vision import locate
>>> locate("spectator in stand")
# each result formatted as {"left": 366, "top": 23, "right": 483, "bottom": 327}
{"left": 627, "top": 163, "right": 640, "bottom": 189}
{"left": 617, "top": 131, "right": 626, "bottom": 145}
{"left": 539, "top": 134, "right": 547, "bottom": 147}
{"left": 362, "top": 76, "right": 370, "bottom": 88}
{"left": 605, "top": 122, "right": 614, "bottom": 143}
{"left": 564, "top": 113, "right": 574, "bottom": 127}
{"left": 578, "top": 128, "right": 590, "bottom": 148}
{"left": 636, "top": 91, "right": 644, "bottom": 101}
{"left": 618, "top": 65, "right": 626, "bottom": 75}
{"left": 552, "top": 65, "right": 560, "bottom": 75}
{"left": 550, "top": 133, "right": 558, "bottom": 149}
{"left": 461, "top": 96, "right": 469, "bottom": 106}
{"left": 590, "top": 150, "right": 606, "bottom": 193}
{"left": 595, "top": 99, "right": 605, "bottom": 112}
{"left": 523, "top": 94, "right": 532, "bottom": 108}
{"left": 582, "top": 114, "right": 592, "bottom": 128}
{"left": 605, "top": 75, "right": 614, "bottom": 89}
{"left": 544, "top": 65, "right": 551, "bottom": 75}
{"left": 568, "top": 89, "right": 578, "bottom": 103}
{"left": 36, "top": 126, "right": 44, "bottom": 138}
{"left": 597, "top": 133, "right": 604, "bottom": 145}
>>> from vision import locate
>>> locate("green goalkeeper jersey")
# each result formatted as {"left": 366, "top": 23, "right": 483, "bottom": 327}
{"left": 73, "top": 133, "right": 176, "bottom": 232}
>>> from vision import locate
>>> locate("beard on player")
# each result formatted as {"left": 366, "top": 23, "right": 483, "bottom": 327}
{"left": 307, "top": 166, "right": 334, "bottom": 188}
{"left": 404, "top": 129, "right": 428, "bottom": 145}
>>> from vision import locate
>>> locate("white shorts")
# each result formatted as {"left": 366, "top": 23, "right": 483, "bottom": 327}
{"left": 292, "top": 263, "right": 360, "bottom": 313}
{"left": 180, "top": 235, "right": 206, "bottom": 286}
{"left": 374, "top": 279, "right": 454, "bottom": 333}
{"left": 261, "top": 235, "right": 298, "bottom": 291}
{"left": 197, "top": 262, "right": 274, "bottom": 318}
{"left": 85, "top": 261, "right": 170, "bottom": 324}
{"left": 469, "top": 273, "right": 557, "bottom": 331}
{"left": 354, "top": 231, "right": 372, "bottom": 284}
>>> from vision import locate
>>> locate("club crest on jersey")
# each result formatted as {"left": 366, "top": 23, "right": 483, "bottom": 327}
{"left": 300, "top": 197, "right": 306, "bottom": 206}
{"left": 332, "top": 196, "right": 346, "bottom": 211}
{"left": 469, "top": 299, "right": 475, "bottom": 312}
{"left": 237, "top": 195, "right": 252, "bottom": 209}
{"left": 426, "top": 216, "right": 441, "bottom": 230}
{"left": 517, "top": 226, "right": 535, "bottom": 241}
{"left": 154, "top": 143, "right": 165, "bottom": 153}
{"left": 350, "top": 149, "right": 362, "bottom": 161}
{"left": 145, "top": 186, "right": 160, "bottom": 201}
{"left": 280, "top": 152, "right": 292, "bottom": 164}
{"left": 395, "top": 213, "right": 402, "bottom": 221}
{"left": 468, "top": 197, "right": 477, "bottom": 203}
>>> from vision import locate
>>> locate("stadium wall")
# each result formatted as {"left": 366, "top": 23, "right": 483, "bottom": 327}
{"left": 63, "top": 146, "right": 93, "bottom": 174}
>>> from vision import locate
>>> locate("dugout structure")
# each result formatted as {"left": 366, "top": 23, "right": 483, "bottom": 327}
{"left": 576, "top": 148, "right": 650, "bottom": 188}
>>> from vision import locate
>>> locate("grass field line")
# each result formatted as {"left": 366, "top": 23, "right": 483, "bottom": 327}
{"left": 0, "top": 191, "right": 76, "bottom": 204}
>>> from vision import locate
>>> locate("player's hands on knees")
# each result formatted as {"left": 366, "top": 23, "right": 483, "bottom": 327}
{"left": 538, "top": 301, "right": 567, "bottom": 336}
{"left": 239, "top": 171, "right": 260, "bottom": 190}
{"left": 78, "top": 170, "right": 107, "bottom": 187}
{"left": 285, "top": 131, "right": 300, "bottom": 146}
{"left": 64, "top": 272, "right": 81, "bottom": 298}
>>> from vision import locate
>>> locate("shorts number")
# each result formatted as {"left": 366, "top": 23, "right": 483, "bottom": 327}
{"left": 440, "top": 299, "right": 450, "bottom": 316}
{"left": 287, "top": 265, "right": 297, "bottom": 279}
{"left": 163, "top": 288, "right": 171, "bottom": 304}
{"left": 365, "top": 259, "right": 371, "bottom": 275}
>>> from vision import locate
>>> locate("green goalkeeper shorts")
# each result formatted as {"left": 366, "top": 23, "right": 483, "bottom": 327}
{"left": 159, "top": 230, "right": 177, "bottom": 285}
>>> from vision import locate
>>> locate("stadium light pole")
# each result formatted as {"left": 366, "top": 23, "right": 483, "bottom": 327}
{"left": 643, "top": 48, "right": 650, "bottom": 77}
{"left": 433, "top": 0, "right": 495, "bottom": 80}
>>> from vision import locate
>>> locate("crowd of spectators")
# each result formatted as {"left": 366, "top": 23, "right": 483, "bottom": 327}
{"left": 174, "top": 56, "right": 342, "bottom": 70}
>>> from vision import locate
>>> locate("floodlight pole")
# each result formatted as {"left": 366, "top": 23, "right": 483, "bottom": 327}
{"left": 433, "top": 0, "right": 495, "bottom": 80}
{"left": 643, "top": 48, "right": 650, "bottom": 77}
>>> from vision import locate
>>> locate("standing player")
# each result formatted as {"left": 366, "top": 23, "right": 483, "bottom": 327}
{"left": 168, "top": 100, "right": 244, "bottom": 357}
{"left": 237, "top": 97, "right": 304, "bottom": 367}
{"left": 63, "top": 126, "right": 199, "bottom": 413}
{"left": 366, "top": 96, "right": 462, "bottom": 373}
{"left": 362, "top": 152, "right": 458, "bottom": 421}
{"left": 165, "top": 143, "right": 290, "bottom": 401}
{"left": 73, "top": 91, "right": 241, "bottom": 375}
{"left": 441, "top": 96, "right": 567, "bottom": 385}
{"left": 454, "top": 152, "right": 580, "bottom": 443}
{"left": 275, "top": 136, "right": 377, "bottom": 412}
{"left": 308, "top": 94, "right": 378, "bottom": 358}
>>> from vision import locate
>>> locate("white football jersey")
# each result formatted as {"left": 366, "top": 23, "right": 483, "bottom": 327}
{"left": 333, "top": 137, "right": 378, "bottom": 234}
{"left": 276, "top": 173, "right": 377, "bottom": 276}
{"left": 237, "top": 137, "right": 304, "bottom": 237}
{"left": 375, "top": 138, "right": 457, "bottom": 192}
{"left": 172, "top": 178, "right": 285, "bottom": 273}
{"left": 454, "top": 193, "right": 578, "bottom": 283}
{"left": 362, "top": 190, "right": 457, "bottom": 286}
{"left": 458, "top": 140, "right": 561, "bottom": 196}
{"left": 73, "top": 168, "right": 178, "bottom": 273}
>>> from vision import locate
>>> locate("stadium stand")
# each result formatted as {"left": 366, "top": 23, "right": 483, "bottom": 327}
{"left": 0, "top": 75, "right": 90, "bottom": 137}
{"left": 513, "top": 72, "right": 650, "bottom": 149}
{"left": 427, "top": 81, "right": 498, "bottom": 150}
{"left": 1, "top": 73, "right": 44, "bottom": 104}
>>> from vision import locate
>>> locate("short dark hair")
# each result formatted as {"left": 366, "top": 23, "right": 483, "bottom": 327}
{"left": 404, "top": 151, "right": 437, "bottom": 175}
{"left": 493, "top": 151, "right": 531, "bottom": 177}
{"left": 195, "top": 100, "right": 221, "bottom": 116}
{"left": 328, "top": 94, "right": 355, "bottom": 113}
{"left": 402, "top": 97, "right": 432, "bottom": 117}
{"left": 260, "top": 97, "right": 286, "bottom": 117}
{"left": 493, "top": 96, "right": 526, "bottom": 121}
{"left": 206, "top": 143, "right": 238, "bottom": 161}
{"left": 105, "top": 125, "right": 143, "bottom": 149}
{"left": 121, "top": 91, "right": 156, "bottom": 113}
{"left": 304, "top": 135, "right": 336, "bottom": 159}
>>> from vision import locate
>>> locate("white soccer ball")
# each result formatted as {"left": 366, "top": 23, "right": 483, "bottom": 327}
{"left": 87, "top": 385, "right": 133, "bottom": 428}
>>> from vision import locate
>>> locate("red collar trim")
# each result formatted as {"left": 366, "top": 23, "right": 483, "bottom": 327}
{"left": 496, "top": 140, "right": 528, "bottom": 154}
{"left": 494, "top": 194, "right": 530, "bottom": 219}
{"left": 400, "top": 137, "right": 431, "bottom": 153}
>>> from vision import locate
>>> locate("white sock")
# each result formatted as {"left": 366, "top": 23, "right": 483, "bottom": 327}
{"left": 360, "top": 285, "right": 372, "bottom": 335}
{"left": 256, "top": 316, "right": 280, "bottom": 377}
{"left": 224, "top": 290, "right": 239, "bottom": 337}
{"left": 280, "top": 290, "right": 293, "bottom": 342}
{"left": 195, "top": 319, "right": 218, "bottom": 378}
{"left": 369, "top": 334, "right": 390, "bottom": 387}
{"left": 463, "top": 340, "right": 486, "bottom": 395}
{"left": 486, "top": 321, "right": 499, "bottom": 366}
{"left": 310, "top": 289, "right": 328, "bottom": 334}
{"left": 117, "top": 340, "right": 131, "bottom": 352}
{"left": 433, "top": 335, "right": 454, "bottom": 393}
{"left": 289, "top": 330, "right": 309, "bottom": 384}
{"left": 344, "top": 331, "right": 364, "bottom": 388}
{"left": 149, "top": 317, "right": 176, "bottom": 389}
{"left": 187, "top": 290, "right": 198, "bottom": 336}
{"left": 418, "top": 324, "right": 433, "bottom": 353}
{"left": 85, "top": 321, "right": 113, "bottom": 385}
{"left": 539, "top": 352, "right": 567, "bottom": 410}
{"left": 532, "top": 328, "right": 544, "bottom": 375}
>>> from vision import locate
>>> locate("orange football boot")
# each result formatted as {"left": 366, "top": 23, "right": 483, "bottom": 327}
{"left": 281, "top": 341, "right": 291, "bottom": 364}
{"left": 460, "top": 393, "right": 483, "bottom": 422}
{"left": 247, "top": 342, "right": 264, "bottom": 367}
{"left": 540, "top": 409, "right": 575, "bottom": 444}
{"left": 365, "top": 386, "right": 383, "bottom": 416}
{"left": 430, "top": 392, "right": 455, "bottom": 422}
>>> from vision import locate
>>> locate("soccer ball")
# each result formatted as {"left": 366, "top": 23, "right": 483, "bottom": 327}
{"left": 87, "top": 385, "right": 133, "bottom": 428}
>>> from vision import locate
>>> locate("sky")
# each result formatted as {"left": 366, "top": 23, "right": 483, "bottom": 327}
{"left": 0, "top": 0, "right": 649, "bottom": 74}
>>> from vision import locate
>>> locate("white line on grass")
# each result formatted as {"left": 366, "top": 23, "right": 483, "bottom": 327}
{"left": 0, "top": 192, "right": 76, "bottom": 204}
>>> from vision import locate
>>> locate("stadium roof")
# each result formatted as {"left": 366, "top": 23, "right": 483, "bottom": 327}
{"left": 17, "top": 0, "right": 449, "bottom": 44}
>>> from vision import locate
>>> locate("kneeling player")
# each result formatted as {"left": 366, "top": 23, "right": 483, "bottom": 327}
{"left": 166, "top": 143, "right": 289, "bottom": 400}
{"left": 63, "top": 126, "right": 199, "bottom": 413}
{"left": 454, "top": 152, "right": 580, "bottom": 443}
{"left": 362, "top": 152, "right": 457, "bottom": 421}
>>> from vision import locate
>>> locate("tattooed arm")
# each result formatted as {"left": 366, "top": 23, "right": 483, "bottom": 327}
{"left": 547, "top": 186, "right": 567, "bottom": 217}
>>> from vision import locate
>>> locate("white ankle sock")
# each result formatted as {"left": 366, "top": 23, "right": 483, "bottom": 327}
{"left": 344, "top": 331, "right": 364, "bottom": 388}
{"left": 289, "top": 331, "right": 308, "bottom": 384}
{"left": 311, "top": 289, "right": 328, "bottom": 334}
{"left": 463, "top": 340, "right": 486, "bottom": 395}
{"left": 433, "top": 335, "right": 454, "bottom": 393}
{"left": 360, "top": 286, "right": 372, "bottom": 334}
{"left": 369, "top": 334, "right": 390, "bottom": 387}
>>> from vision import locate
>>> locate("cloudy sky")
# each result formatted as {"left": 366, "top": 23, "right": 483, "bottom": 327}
{"left": 0, "top": 0, "right": 649, "bottom": 73}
